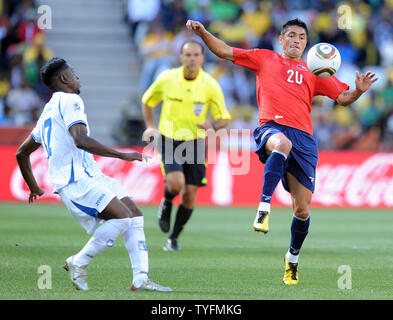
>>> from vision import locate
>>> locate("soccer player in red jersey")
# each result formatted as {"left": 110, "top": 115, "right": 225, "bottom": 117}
{"left": 186, "top": 18, "right": 377, "bottom": 284}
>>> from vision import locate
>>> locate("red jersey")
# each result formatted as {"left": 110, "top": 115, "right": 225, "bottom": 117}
{"left": 232, "top": 48, "right": 349, "bottom": 135}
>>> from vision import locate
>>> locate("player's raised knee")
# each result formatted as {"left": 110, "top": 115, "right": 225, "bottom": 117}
{"left": 274, "top": 136, "right": 292, "bottom": 155}
{"left": 166, "top": 179, "right": 184, "bottom": 195}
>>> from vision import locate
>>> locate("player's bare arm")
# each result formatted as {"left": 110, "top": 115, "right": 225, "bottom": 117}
{"left": 186, "top": 20, "right": 234, "bottom": 61}
{"left": 69, "top": 123, "right": 150, "bottom": 162}
{"left": 16, "top": 136, "right": 45, "bottom": 203}
{"left": 141, "top": 103, "right": 160, "bottom": 142}
{"left": 336, "top": 71, "right": 378, "bottom": 106}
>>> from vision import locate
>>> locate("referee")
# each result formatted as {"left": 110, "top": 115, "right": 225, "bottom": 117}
{"left": 141, "top": 40, "right": 231, "bottom": 251}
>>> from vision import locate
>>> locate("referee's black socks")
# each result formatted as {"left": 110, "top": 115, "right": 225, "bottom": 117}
{"left": 162, "top": 185, "right": 177, "bottom": 217}
{"left": 169, "top": 205, "right": 193, "bottom": 240}
{"left": 164, "top": 185, "right": 177, "bottom": 201}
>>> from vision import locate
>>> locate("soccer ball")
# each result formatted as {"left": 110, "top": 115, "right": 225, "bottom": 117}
{"left": 306, "top": 43, "right": 341, "bottom": 78}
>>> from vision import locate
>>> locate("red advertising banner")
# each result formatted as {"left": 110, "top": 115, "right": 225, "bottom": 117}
{"left": 1, "top": 146, "right": 392, "bottom": 208}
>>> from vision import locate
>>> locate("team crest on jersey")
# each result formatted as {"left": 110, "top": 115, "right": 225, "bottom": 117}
{"left": 73, "top": 102, "right": 80, "bottom": 111}
{"left": 193, "top": 102, "right": 204, "bottom": 116}
{"left": 297, "top": 64, "right": 308, "bottom": 71}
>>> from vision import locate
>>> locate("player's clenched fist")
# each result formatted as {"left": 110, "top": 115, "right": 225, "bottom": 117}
{"left": 186, "top": 20, "right": 206, "bottom": 36}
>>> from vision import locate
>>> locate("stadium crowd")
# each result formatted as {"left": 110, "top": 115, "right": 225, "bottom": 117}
{"left": 126, "top": 0, "right": 393, "bottom": 151}
{"left": 0, "top": 0, "right": 53, "bottom": 127}
{"left": 1, "top": 0, "right": 391, "bottom": 151}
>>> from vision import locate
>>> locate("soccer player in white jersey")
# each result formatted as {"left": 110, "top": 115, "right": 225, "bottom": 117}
{"left": 15, "top": 57, "right": 172, "bottom": 292}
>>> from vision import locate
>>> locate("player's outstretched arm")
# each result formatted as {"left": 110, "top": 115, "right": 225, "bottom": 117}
{"left": 186, "top": 20, "right": 234, "bottom": 61}
{"left": 69, "top": 123, "right": 150, "bottom": 162}
{"left": 336, "top": 71, "right": 378, "bottom": 106}
{"left": 16, "top": 136, "right": 45, "bottom": 203}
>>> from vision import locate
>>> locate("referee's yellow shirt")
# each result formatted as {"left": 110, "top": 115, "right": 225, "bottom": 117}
{"left": 142, "top": 66, "right": 231, "bottom": 141}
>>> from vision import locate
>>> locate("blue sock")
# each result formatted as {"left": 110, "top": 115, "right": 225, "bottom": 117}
{"left": 289, "top": 215, "right": 310, "bottom": 255}
{"left": 261, "top": 150, "right": 287, "bottom": 203}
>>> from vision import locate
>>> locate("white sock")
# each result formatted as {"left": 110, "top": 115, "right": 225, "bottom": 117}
{"left": 73, "top": 218, "right": 132, "bottom": 267}
{"left": 286, "top": 250, "right": 299, "bottom": 264}
{"left": 124, "top": 216, "right": 149, "bottom": 286}
{"left": 258, "top": 202, "right": 271, "bottom": 213}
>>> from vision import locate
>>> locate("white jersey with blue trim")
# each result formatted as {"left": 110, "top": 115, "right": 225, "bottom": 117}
{"left": 31, "top": 91, "right": 101, "bottom": 192}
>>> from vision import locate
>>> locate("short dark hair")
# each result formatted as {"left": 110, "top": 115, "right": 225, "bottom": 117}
{"left": 280, "top": 18, "right": 308, "bottom": 37}
{"left": 40, "top": 57, "right": 68, "bottom": 90}
{"left": 180, "top": 40, "right": 204, "bottom": 54}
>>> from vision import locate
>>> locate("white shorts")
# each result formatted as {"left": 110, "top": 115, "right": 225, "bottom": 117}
{"left": 58, "top": 174, "right": 129, "bottom": 234}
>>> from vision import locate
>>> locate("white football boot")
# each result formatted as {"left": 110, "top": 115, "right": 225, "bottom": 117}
{"left": 64, "top": 255, "right": 89, "bottom": 291}
{"left": 131, "top": 278, "right": 172, "bottom": 292}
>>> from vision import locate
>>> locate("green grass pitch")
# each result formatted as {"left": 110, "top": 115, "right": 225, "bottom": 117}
{"left": 0, "top": 203, "right": 392, "bottom": 300}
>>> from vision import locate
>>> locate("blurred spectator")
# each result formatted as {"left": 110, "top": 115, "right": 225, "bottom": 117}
{"left": 229, "top": 104, "right": 257, "bottom": 131}
{"left": 23, "top": 32, "right": 53, "bottom": 101}
{"left": 381, "top": 113, "right": 393, "bottom": 150}
{"left": 333, "top": 30, "right": 358, "bottom": 65}
{"left": 161, "top": 0, "right": 188, "bottom": 34}
{"left": 0, "top": 68, "right": 14, "bottom": 125}
{"left": 378, "top": 70, "right": 393, "bottom": 110}
{"left": 240, "top": 0, "right": 272, "bottom": 40}
{"left": 127, "top": 0, "right": 160, "bottom": 47}
{"left": 257, "top": 27, "right": 276, "bottom": 50}
{"left": 1, "top": 23, "right": 20, "bottom": 66}
{"left": 209, "top": 0, "right": 239, "bottom": 21}
{"left": 209, "top": 61, "right": 254, "bottom": 110}
{"left": 17, "top": 7, "right": 43, "bottom": 45}
{"left": 9, "top": 52, "right": 24, "bottom": 89}
{"left": 209, "top": 60, "right": 237, "bottom": 109}
{"left": 138, "top": 22, "right": 173, "bottom": 93}
{"left": 186, "top": 0, "right": 212, "bottom": 25}
{"left": 0, "top": 69, "right": 11, "bottom": 99}
{"left": 6, "top": 78, "right": 42, "bottom": 125}
{"left": 357, "top": 91, "right": 383, "bottom": 129}
{"left": 356, "top": 28, "right": 380, "bottom": 68}
{"left": 312, "top": 97, "right": 337, "bottom": 149}
{"left": 378, "top": 70, "right": 393, "bottom": 150}
{"left": 0, "top": 104, "right": 15, "bottom": 126}
{"left": 330, "top": 104, "right": 363, "bottom": 150}
{"left": 0, "top": 0, "right": 53, "bottom": 129}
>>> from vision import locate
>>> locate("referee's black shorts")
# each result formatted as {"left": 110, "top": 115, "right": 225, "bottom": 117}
{"left": 157, "top": 135, "right": 207, "bottom": 187}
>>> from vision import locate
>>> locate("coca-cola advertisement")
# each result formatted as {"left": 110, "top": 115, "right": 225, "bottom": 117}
{"left": 1, "top": 146, "right": 392, "bottom": 208}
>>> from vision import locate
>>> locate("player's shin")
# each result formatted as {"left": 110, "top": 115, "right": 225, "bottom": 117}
{"left": 254, "top": 151, "right": 287, "bottom": 232}
{"left": 73, "top": 218, "right": 132, "bottom": 266}
{"left": 287, "top": 215, "right": 310, "bottom": 263}
{"left": 124, "top": 216, "right": 149, "bottom": 286}
{"left": 169, "top": 205, "right": 193, "bottom": 240}
{"left": 260, "top": 150, "right": 287, "bottom": 207}
{"left": 161, "top": 185, "right": 177, "bottom": 217}
{"left": 158, "top": 185, "right": 177, "bottom": 232}
{"left": 165, "top": 185, "right": 178, "bottom": 201}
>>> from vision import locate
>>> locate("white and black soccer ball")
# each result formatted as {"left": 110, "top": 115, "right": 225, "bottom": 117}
{"left": 306, "top": 43, "right": 341, "bottom": 78}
